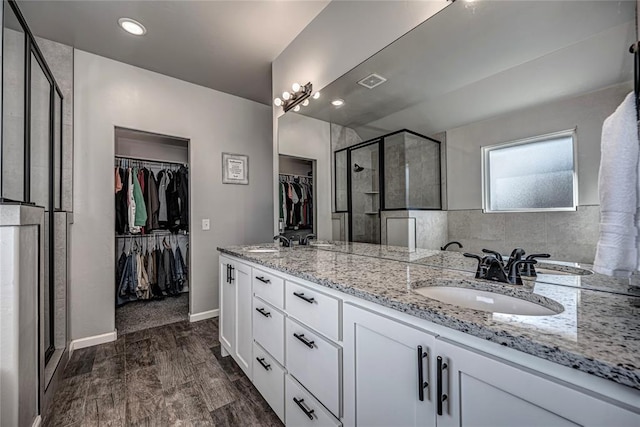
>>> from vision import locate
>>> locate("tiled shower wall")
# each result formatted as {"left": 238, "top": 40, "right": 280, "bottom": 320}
{"left": 447, "top": 206, "right": 599, "bottom": 264}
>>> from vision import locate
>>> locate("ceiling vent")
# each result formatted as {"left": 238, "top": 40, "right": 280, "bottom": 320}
{"left": 357, "top": 73, "right": 387, "bottom": 89}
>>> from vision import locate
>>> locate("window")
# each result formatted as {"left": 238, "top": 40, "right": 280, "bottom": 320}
{"left": 482, "top": 130, "right": 577, "bottom": 212}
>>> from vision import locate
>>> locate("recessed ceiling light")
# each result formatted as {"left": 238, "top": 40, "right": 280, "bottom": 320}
{"left": 118, "top": 18, "right": 147, "bottom": 36}
{"left": 331, "top": 99, "right": 344, "bottom": 107}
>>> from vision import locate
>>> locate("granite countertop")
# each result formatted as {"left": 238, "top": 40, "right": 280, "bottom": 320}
{"left": 218, "top": 242, "right": 640, "bottom": 391}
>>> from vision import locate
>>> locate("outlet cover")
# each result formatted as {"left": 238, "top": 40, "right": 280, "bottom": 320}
{"left": 202, "top": 219, "right": 210, "bottom": 230}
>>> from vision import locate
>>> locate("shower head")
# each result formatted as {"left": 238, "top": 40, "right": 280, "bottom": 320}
{"left": 354, "top": 163, "right": 365, "bottom": 172}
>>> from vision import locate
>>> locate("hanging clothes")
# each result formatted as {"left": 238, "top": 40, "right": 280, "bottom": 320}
{"left": 132, "top": 168, "right": 148, "bottom": 228}
{"left": 279, "top": 175, "right": 313, "bottom": 230}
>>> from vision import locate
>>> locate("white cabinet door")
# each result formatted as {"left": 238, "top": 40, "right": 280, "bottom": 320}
{"left": 435, "top": 339, "right": 640, "bottom": 427}
{"left": 219, "top": 256, "right": 235, "bottom": 352}
{"left": 344, "top": 304, "right": 437, "bottom": 427}
{"left": 234, "top": 260, "right": 252, "bottom": 379}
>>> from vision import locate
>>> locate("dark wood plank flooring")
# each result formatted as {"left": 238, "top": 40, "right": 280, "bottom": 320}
{"left": 44, "top": 318, "right": 282, "bottom": 426}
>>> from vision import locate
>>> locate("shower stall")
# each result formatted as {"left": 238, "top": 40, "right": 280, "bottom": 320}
{"left": 335, "top": 130, "right": 442, "bottom": 244}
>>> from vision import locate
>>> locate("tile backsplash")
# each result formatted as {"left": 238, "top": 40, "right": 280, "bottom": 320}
{"left": 447, "top": 205, "right": 599, "bottom": 263}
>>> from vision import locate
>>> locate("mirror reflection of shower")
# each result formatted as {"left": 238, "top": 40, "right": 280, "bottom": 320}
{"left": 350, "top": 143, "right": 380, "bottom": 244}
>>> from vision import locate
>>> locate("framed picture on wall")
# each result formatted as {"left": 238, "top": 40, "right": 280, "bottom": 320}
{"left": 222, "top": 153, "right": 249, "bottom": 185}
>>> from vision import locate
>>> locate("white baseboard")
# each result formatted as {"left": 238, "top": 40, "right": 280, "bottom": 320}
{"left": 189, "top": 309, "right": 219, "bottom": 322}
{"left": 32, "top": 415, "right": 41, "bottom": 427}
{"left": 70, "top": 330, "right": 117, "bottom": 352}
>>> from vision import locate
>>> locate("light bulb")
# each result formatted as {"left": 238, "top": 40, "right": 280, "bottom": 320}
{"left": 282, "top": 91, "right": 291, "bottom": 100}
{"left": 293, "top": 105, "right": 301, "bottom": 112}
{"left": 302, "top": 99, "right": 309, "bottom": 107}
{"left": 313, "top": 92, "right": 320, "bottom": 99}
{"left": 331, "top": 99, "right": 344, "bottom": 106}
{"left": 118, "top": 18, "right": 147, "bottom": 36}
{"left": 274, "top": 98, "right": 282, "bottom": 107}
{"left": 292, "top": 83, "right": 301, "bottom": 92}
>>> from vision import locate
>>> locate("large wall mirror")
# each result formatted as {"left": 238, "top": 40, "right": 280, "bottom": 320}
{"left": 279, "top": 0, "right": 635, "bottom": 263}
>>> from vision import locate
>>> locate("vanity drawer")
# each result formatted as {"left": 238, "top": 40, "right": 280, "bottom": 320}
{"left": 253, "top": 342, "right": 285, "bottom": 423}
{"left": 286, "top": 374, "right": 342, "bottom": 427}
{"left": 286, "top": 318, "right": 341, "bottom": 417}
{"left": 252, "top": 268, "right": 284, "bottom": 309}
{"left": 252, "top": 296, "right": 285, "bottom": 365}
{"left": 285, "top": 280, "right": 340, "bottom": 342}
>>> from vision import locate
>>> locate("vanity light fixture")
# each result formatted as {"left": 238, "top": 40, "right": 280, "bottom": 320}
{"left": 331, "top": 99, "right": 345, "bottom": 107}
{"left": 118, "top": 18, "right": 147, "bottom": 36}
{"left": 273, "top": 82, "right": 319, "bottom": 113}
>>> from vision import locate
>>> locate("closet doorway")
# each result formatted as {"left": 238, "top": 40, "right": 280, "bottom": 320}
{"left": 114, "top": 127, "right": 190, "bottom": 335}
{"left": 278, "top": 155, "right": 315, "bottom": 240}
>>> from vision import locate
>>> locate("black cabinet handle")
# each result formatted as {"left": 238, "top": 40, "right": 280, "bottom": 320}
{"left": 293, "top": 292, "right": 315, "bottom": 304}
{"left": 417, "top": 345, "right": 428, "bottom": 401}
{"left": 293, "top": 397, "right": 315, "bottom": 420}
{"left": 226, "top": 264, "right": 231, "bottom": 283}
{"left": 230, "top": 266, "right": 235, "bottom": 282}
{"left": 255, "top": 276, "right": 271, "bottom": 284}
{"left": 256, "top": 357, "right": 271, "bottom": 371}
{"left": 255, "top": 307, "right": 271, "bottom": 318}
{"left": 293, "top": 333, "right": 315, "bottom": 349}
{"left": 437, "top": 356, "right": 448, "bottom": 416}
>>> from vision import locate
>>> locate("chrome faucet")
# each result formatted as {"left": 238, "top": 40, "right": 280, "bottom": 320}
{"left": 273, "top": 234, "right": 291, "bottom": 247}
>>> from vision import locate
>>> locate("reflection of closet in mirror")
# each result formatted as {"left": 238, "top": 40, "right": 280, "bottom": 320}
{"left": 278, "top": 155, "right": 315, "bottom": 239}
{"left": 114, "top": 127, "right": 190, "bottom": 335}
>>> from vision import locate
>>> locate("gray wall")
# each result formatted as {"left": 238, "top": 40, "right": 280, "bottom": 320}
{"left": 72, "top": 50, "right": 273, "bottom": 340}
{"left": 444, "top": 83, "right": 632, "bottom": 263}
{"left": 446, "top": 82, "right": 632, "bottom": 210}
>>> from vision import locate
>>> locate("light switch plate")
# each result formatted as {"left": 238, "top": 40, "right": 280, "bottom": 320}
{"left": 202, "top": 219, "right": 210, "bottom": 230}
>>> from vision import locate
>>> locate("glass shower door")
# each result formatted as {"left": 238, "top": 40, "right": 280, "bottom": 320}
{"left": 349, "top": 141, "right": 381, "bottom": 243}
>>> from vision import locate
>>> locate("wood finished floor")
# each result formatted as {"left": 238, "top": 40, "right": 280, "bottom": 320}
{"left": 44, "top": 318, "right": 282, "bottom": 426}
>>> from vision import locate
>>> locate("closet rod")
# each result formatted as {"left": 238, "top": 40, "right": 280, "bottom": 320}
{"left": 279, "top": 173, "right": 312, "bottom": 178}
{"left": 115, "top": 155, "right": 187, "bottom": 166}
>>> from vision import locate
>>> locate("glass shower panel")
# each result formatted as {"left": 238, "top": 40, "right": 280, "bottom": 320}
{"left": 383, "top": 131, "right": 441, "bottom": 210}
{"left": 405, "top": 133, "right": 441, "bottom": 209}
{"left": 383, "top": 133, "right": 407, "bottom": 209}
{"left": 335, "top": 149, "right": 348, "bottom": 212}
{"left": 31, "top": 53, "right": 53, "bottom": 359}
{"left": 350, "top": 142, "right": 380, "bottom": 243}
{"left": 1, "top": 5, "right": 26, "bottom": 201}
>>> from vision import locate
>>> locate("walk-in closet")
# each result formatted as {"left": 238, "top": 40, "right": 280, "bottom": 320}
{"left": 278, "top": 154, "right": 315, "bottom": 239}
{"left": 114, "top": 127, "right": 190, "bottom": 334}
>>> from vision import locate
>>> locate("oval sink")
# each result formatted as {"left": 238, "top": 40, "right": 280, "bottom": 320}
{"left": 245, "top": 248, "right": 279, "bottom": 253}
{"left": 310, "top": 243, "right": 334, "bottom": 248}
{"left": 414, "top": 286, "right": 562, "bottom": 316}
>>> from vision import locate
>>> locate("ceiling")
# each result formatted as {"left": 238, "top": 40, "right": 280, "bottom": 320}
{"left": 17, "top": 0, "right": 330, "bottom": 105}
{"left": 299, "top": 1, "right": 635, "bottom": 140}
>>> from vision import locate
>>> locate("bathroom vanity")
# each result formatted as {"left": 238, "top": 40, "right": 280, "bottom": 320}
{"left": 217, "top": 243, "right": 640, "bottom": 426}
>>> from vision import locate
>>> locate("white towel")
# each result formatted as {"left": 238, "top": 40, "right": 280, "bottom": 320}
{"left": 594, "top": 92, "right": 639, "bottom": 277}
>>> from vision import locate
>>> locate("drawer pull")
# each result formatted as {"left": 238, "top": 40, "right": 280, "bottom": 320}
{"left": 256, "top": 357, "right": 271, "bottom": 371}
{"left": 293, "top": 333, "right": 315, "bottom": 349}
{"left": 293, "top": 397, "right": 315, "bottom": 420}
{"left": 437, "top": 356, "right": 448, "bottom": 416}
{"left": 255, "top": 276, "right": 271, "bottom": 284}
{"left": 417, "top": 345, "right": 428, "bottom": 401}
{"left": 255, "top": 307, "right": 271, "bottom": 318}
{"left": 293, "top": 292, "right": 315, "bottom": 304}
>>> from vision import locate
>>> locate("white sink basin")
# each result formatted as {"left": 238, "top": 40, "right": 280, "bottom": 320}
{"left": 310, "top": 243, "right": 334, "bottom": 247}
{"left": 414, "top": 286, "right": 561, "bottom": 316}
{"left": 245, "top": 248, "right": 279, "bottom": 253}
